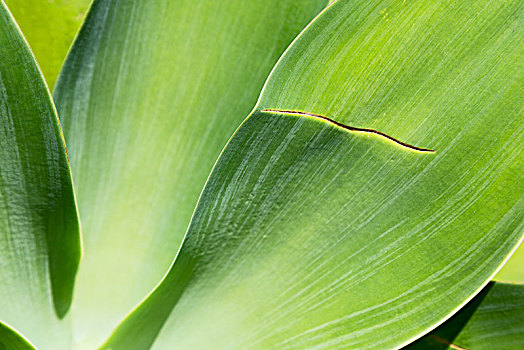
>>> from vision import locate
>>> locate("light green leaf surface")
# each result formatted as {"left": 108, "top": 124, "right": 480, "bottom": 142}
{"left": 0, "top": 2, "right": 80, "bottom": 349}
{"left": 258, "top": 0, "right": 524, "bottom": 283}
{"left": 495, "top": 249, "right": 524, "bottom": 282}
{"left": 406, "top": 282, "right": 524, "bottom": 349}
{"left": 53, "top": 0, "right": 327, "bottom": 348}
{"left": 103, "top": 0, "right": 523, "bottom": 349}
{"left": 3, "top": 0, "right": 91, "bottom": 89}
{"left": 0, "top": 322, "right": 37, "bottom": 350}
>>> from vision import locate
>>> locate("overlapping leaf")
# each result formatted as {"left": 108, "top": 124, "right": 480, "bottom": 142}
{"left": 407, "top": 282, "right": 524, "bottom": 349}
{"left": 54, "top": 0, "right": 327, "bottom": 347}
{"left": 103, "top": 0, "right": 523, "bottom": 348}
{"left": 0, "top": 2, "right": 80, "bottom": 349}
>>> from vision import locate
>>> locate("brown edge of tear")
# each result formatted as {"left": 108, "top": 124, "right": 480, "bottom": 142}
{"left": 429, "top": 335, "right": 469, "bottom": 350}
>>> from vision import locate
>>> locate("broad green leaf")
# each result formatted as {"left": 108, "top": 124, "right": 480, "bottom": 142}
{"left": 54, "top": 0, "right": 327, "bottom": 347}
{"left": 258, "top": 0, "right": 524, "bottom": 283}
{"left": 3, "top": 0, "right": 91, "bottom": 89}
{"left": 406, "top": 282, "right": 524, "bottom": 349}
{"left": 0, "top": 322, "right": 37, "bottom": 350}
{"left": 104, "top": 0, "right": 523, "bottom": 349}
{"left": 0, "top": 2, "right": 80, "bottom": 349}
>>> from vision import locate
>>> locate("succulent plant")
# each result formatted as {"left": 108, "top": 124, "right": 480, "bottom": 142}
{"left": 0, "top": 0, "right": 522, "bottom": 349}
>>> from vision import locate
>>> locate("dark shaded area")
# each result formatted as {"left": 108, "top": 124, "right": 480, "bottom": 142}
{"left": 405, "top": 282, "right": 494, "bottom": 349}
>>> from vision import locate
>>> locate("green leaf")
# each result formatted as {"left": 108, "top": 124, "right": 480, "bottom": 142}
{"left": 3, "top": 0, "right": 91, "bottom": 89}
{"left": 496, "top": 249, "right": 524, "bottom": 282}
{"left": 0, "top": 322, "right": 37, "bottom": 350}
{"left": 257, "top": 0, "right": 524, "bottom": 283}
{"left": 0, "top": 2, "right": 80, "bottom": 349}
{"left": 53, "top": 0, "right": 327, "bottom": 347}
{"left": 103, "top": 0, "right": 523, "bottom": 348}
{"left": 406, "top": 282, "right": 524, "bottom": 349}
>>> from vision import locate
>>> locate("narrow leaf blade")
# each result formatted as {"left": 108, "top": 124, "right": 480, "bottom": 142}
{"left": 0, "top": 2, "right": 81, "bottom": 348}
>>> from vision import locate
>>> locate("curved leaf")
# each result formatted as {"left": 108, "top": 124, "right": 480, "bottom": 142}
{"left": 0, "top": 2, "right": 80, "bottom": 349}
{"left": 3, "top": 0, "right": 91, "bottom": 88}
{"left": 54, "top": 0, "right": 327, "bottom": 347}
{"left": 258, "top": 0, "right": 524, "bottom": 283}
{"left": 406, "top": 282, "right": 524, "bottom": 349}
{"left": 0, "top": 322, "right": 37, "bottom": 350}
{"left": 104, "top": 0, "right": 523, "bottom": 348}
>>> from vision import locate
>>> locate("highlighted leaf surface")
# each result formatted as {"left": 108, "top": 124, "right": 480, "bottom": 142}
{"left": 0, "top": 3, "right": 80, "bottom": 349}
{"left": 105, "top": 0, "right": 523, "bottom": 348}
{"left": 54, "top": 0, "right": 327, "bottom": 347}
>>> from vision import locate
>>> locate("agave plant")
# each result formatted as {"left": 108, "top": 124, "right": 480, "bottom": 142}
{"left": 0, "top": 0, "right": 522, "bottom": 349}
